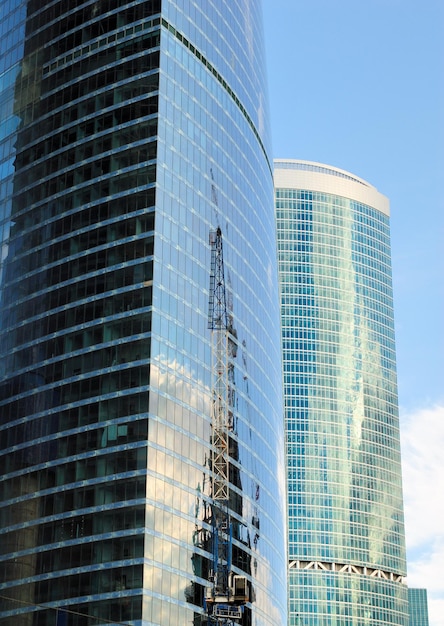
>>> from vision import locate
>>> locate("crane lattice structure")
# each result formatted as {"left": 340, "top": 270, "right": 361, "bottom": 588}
{"left": 206, "top": 227, "right": 247, "bottom": 625}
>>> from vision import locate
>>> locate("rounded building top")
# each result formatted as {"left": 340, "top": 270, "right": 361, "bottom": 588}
{"left": 274, "top": 159, "right": 389, "bottom": 216}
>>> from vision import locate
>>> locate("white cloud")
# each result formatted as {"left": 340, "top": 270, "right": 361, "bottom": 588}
{"left": 400, "top": 403, "right": 444, "bottom": 626}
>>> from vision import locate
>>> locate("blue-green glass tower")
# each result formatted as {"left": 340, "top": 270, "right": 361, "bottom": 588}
{"left": 408, "top": 589, "right": 429, "bottom": 626}
{"left": 275, "top": 160, "right": 408, "bottom": 625}
{"left": 0, "top": 2, "right": 287, "bottom": 625}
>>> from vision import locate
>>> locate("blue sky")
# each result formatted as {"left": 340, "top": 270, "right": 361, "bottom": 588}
{"left": 262, "top": 1, "right": 444, "bottom": 623}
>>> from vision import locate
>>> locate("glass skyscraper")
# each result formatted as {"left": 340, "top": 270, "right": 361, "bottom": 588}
{"left": 275, "top": 160, "right": 408, "bottom": 625}
{"left": 408, "top": 589, "right": 429, "bottom": 626}
{"left": 0, "top": 2, "right": 287, "bottom": 625}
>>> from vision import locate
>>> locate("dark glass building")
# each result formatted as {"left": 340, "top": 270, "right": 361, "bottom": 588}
{"left": 0, "top": 2, "right": 287, "bottom": 625}
{"left": 275, "top": 160, "right": 408, "bottom": 625}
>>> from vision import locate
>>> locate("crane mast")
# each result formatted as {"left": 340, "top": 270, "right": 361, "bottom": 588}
{"left": 206, "top": 227, "right": 247, "bottom": 625}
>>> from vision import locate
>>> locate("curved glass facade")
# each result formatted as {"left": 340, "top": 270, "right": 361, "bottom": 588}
{"left": 275, "top": 160, "right": 408, "bottom": 625}
{"left": 0, "top": 2, "right": 287, "bottom": 625}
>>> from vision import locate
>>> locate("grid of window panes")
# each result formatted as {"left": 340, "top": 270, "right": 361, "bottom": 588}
{"left": 408, "top": 588, "right": 429, "bottom": 626}
{"left": 276, "top": 186, "right": 408, "bottom": 625}
{"left": 289, "top": 570, "right": 409, "bottom": 626}
{"left": 0, "top": 2, "right": 287, "bottom": 625}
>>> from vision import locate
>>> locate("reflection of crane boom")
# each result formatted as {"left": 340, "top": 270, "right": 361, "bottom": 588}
{"left": 206, "top": 227, "right": 247, "bottom": 625}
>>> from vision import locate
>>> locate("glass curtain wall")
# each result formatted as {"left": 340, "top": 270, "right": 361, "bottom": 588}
{"left": 0, "top": 2, "right": 287, "bottom": 625}
{"left": 275, "top": 160, "right": 408, "bottom": 626}
{"left": 408, "top": 589, "right": 429, "bottom": 626}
